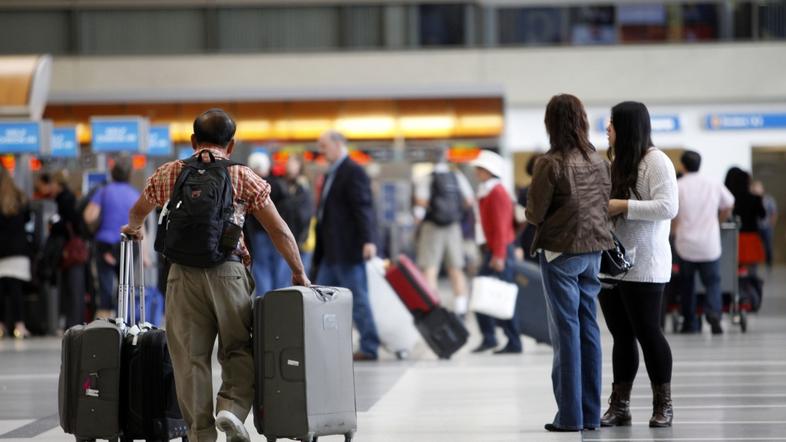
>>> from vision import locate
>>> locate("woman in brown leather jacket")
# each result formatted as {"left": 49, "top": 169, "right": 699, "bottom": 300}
{"left": 526, "top": 94, "right": 613, "bottom": 433}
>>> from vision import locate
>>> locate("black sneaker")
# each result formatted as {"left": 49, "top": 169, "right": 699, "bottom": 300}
{"left": 471, "top": 342, "right": 497, "bottom": 353}
{"left": 706, "top": 315, "right": 723, "bottom": 335}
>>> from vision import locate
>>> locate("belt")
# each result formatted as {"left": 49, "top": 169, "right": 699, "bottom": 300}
{"left": 226, "top": 254, "right": 242, "bottom": 263}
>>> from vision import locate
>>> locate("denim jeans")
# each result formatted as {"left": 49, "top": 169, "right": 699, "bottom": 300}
{"left": 250, "top": 231, "right": 288, "bottom": 297}
{"left": 680, "top": 258, "right": 722, "bottom": 331}
{"left": 274, "top": 251, "right": 313, "bottom": 289}
{"left": 540, "top": 252, "right": 602, "bottom": 430}
{"left": 475, "top": 244, "right": 522, "bottom": 351}
{"left": 316, "top": 261, "right": 380, "bottom": 358}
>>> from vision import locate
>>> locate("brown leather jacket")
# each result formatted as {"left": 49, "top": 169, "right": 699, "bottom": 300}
{"left": 525, "top": 149, "right": 614, "bottom": 254}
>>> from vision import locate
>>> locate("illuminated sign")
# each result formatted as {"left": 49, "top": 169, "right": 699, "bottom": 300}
{"left": 91, "top": 117, "right": 149, "bottom": 153}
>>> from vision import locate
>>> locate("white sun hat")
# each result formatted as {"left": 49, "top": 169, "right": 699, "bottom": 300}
{"left": 470, "top": 150, "right": 505, "bottom": 178}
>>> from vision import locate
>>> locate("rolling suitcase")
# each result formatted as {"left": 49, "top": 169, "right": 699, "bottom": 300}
{"left": 253, "top": 286, "right": 357, "bottom": 442}
{"left": 118, "top": 238, "right": 188, "bottom": 442}
{"left": 512, "top": 261, "right": 551, "bottom": 345}
{"left": 366, "top": 258, "right": 419, "bottom": 359}
{"left": 59, "top": 239, "right": 134, "bottom": 442}
{"left": 384, "top": 255, "right": 439, "bottom": 314}
{"left": 385, "top": 255, "right": 468, "bottom": 359}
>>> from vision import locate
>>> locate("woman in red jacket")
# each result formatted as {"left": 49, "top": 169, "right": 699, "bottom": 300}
{"left": 470, "top": 150, "right": 522, "bottom": 354}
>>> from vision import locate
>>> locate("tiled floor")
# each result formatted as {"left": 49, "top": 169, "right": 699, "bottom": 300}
{"left": 2, "top": 269, "right": 785, "bottom": 442}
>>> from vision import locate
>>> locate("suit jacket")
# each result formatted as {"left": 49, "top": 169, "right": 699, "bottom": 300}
{"left": 314, "top": 157, "right": 376, "bottom": 267}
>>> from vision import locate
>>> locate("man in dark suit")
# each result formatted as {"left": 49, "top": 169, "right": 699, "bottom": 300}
{"left": 314, "top": 130, "right": 380, "bottom": 361}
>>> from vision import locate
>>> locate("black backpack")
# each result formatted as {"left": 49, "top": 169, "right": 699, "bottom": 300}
{"left": 155, "top": 151, "right": 241, "bottom": 268}
{"left": 426, "top": 171, "right": 464, "bottom": 226}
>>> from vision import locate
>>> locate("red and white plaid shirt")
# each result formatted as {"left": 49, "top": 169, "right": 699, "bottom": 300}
{"left": 143, "top": 147, "right": 271, "bottom": 266}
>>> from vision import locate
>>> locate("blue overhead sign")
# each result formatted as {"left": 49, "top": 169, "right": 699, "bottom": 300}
{"left": 178, "top": 147, "right": 194, "bottom": 160}
{"left": 705, "top": 113, "right": 786, "bottom": 130}
{"left": 650, "top": 115, "right": 681, "bottom": 132}
{"left": 148, "top": 125, "right": 173, "bottom": 157}
{"left": 596, "top": 115, "right": 680, "bottom": 133}
{"left": 91, "top": 117, "right": 148, "bottom": 153}
{"left": 51, "top": 127, "right": 79, "bottom": 158}
{"left": 0, "top": 121, "right": 51, "bottom": 154}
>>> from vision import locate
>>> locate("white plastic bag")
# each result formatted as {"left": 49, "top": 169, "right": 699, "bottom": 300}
{"left": 470, "top": 276, "right": 519, "bottom": 320}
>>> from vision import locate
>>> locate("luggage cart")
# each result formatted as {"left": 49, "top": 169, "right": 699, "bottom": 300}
{"left": 664, "top": 221, "right": 750, "bottom": 333}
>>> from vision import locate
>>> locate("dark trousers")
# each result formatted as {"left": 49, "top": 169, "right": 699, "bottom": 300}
{"left": 679, "top": 259, "right": 722, "bottom": 332}
{"left": 0, "top": 277, "right": 25, "bottom": 325}
{"left": 96, "top": 242, "right": 120, "bottom": 311}
{"left": 316, "top": 261, "right": 380, "bottom": 357}
{"left": 476, "top": 245, "right": 522, "bottom": 351}
{"left": 599, "top": 282, "right": 673, "bottom": 385}
{"left": 61, "top": 264, "right": 86, "bottom": 329}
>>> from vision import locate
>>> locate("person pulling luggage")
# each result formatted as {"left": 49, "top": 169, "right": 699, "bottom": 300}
{"left": 121, "top": 108, "right": 309, "bottom": 442}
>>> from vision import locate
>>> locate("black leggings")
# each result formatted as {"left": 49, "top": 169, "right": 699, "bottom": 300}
{"left": 0, "top": 277, "right": 25, "bottom": 326}
{"left": 599, "top": 282, "right": 673, "bottom": 385}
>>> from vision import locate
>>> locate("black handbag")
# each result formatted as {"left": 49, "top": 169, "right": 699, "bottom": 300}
{"left": 600, "top": 231, "right": 632, "bottom": 277}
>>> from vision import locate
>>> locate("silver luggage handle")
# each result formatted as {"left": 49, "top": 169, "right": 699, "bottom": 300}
{"left": 312, "top": 286, "right": 337, "bottom": 302}
{"left": 118, "top": 234, "right": 146, "bottom": 328}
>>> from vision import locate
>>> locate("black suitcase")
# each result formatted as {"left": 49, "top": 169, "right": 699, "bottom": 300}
{"left": 414, "top": 307, "right": 469, "bottom": 360}
{"left": 512, "top": 261, "right": 551, "bottom": 345}
{"left": 59, "top": 239, "right": 136, "bottom": 442}
{"left": 59, "top": 319, "right": 124, "bottom": 442}
{"left": 117, "top": 238, "right": 188, "bottom": 442}
{"left": 253, "top": 286, "right": 357, "bottom": 442}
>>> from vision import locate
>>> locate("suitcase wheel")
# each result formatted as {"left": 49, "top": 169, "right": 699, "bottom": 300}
{"left": 264, "top": 438, "right": 276, "bottom": 442}
{"left": 344, "top": 430, "right": 355, "bottom": 442}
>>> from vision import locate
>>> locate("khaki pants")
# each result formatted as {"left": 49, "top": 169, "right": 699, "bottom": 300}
{"left": 165, "top": 261, "right": 255, "bottom": 442}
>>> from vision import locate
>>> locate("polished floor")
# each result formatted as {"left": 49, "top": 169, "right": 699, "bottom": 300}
{"left": 2, "top": 268, "right": 785, "bottom": 442}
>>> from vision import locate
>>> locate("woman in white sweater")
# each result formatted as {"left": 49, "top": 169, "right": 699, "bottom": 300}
{"left": 599, "top": 102, "right": 679, "bottom": 428}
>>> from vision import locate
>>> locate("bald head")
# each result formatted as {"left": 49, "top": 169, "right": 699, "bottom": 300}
{"left": 193, "top": 108, "right": 236, "bottom": 148}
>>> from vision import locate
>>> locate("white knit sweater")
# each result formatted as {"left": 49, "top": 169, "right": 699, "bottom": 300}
{"left": 610, "top": 149, "right": 679, "bottom": 283}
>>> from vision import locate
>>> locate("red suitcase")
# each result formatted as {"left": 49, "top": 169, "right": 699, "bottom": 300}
{"left": 385, "top": 254, "right": 440, "bottom": 314}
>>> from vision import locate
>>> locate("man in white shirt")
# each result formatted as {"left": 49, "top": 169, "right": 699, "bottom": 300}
{"left": 673, "top": 151, "right": 735, "bottom": 334}
{"left": 413, "top": 150, "right": 474, "bottom": 318}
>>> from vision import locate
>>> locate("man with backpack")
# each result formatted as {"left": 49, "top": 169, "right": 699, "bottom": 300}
{"left": 122, "top": 109, "right": 308, "bottom": 442}
{"left": 413, "top": 149, "right": 474, "bottom": 318}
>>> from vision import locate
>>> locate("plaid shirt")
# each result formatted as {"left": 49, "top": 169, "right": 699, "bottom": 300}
{"left": 143, "top": 147, "right": 271, "bottom": 266}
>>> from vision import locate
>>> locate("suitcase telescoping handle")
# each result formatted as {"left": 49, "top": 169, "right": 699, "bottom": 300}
{"left": 118, "top": 234, "right": 146, "bottom": 326}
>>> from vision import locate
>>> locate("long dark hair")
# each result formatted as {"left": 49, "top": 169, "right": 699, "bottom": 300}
{"left": 544, "top": 94, "right": 595, "bottom": 161}
{"left": 609, "top": 101, "right": 654, "bottom": 200}
{"left": 724, "top": 167, "right": 750, "bottom": 199}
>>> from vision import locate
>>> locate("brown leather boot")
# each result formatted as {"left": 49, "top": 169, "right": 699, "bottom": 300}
{"left": 650, "top": 383, "right": 673, "bottom": 428}
{"left": 600, "top": 382, "right": 633, "bottom": 427}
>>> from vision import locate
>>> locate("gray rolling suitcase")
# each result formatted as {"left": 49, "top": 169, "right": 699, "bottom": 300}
{"left": 253, "top": 286, "right": 357, "bottom": 442}
{"left": 59, "top": 237, "right": 137, "bottom": 442}
{"left": 512, "top": 261, "right": 552, "bottom": 345}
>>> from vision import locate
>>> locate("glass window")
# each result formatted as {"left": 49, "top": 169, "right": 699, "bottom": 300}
{"left": 759, "top": 1, "right": 786, "bottom": 40}
{"left": 733, "top": 1, "right": 754, "bottom": 40}
{"left": 498, "top": 7, "right": 565, "bottom": 45}
{"left": 79, "top": 9, "right": 205, "bottom": 55}
{"left": 0, "top": 11, "right": 71, "bottom": 54}
{"left": 419, "top": 4, "right": 466, "bottom": 46}
{"left": 618, "top": 4, "right": 670, "bottom": 42}
{"left": 570, "top": 6, "right": 616, "bottom": 45}
{"left": 217, "top": 7, "right": 340, "bottom": 52}
{"left": 340, "top": 6, "right": 384, "bottom": 48}
{"left": 682, "top": 3, "right": 720, "bottom": 41}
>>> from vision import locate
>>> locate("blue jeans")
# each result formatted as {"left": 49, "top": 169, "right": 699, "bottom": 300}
{"left": 250, "top": 232, "right": 288, "bottom": 297}
{"left": 274, "top": 251, "right": 313, "bottom": 289}
{"left": 316, "top": 262, "right": 380, "bottom": 358}
{"left": 540, "top": 252, "right": 602, "bottom": 430}
{"left": 475, "top": 245, "right": 522, "bottom": 351}
{"left": 680, "top": 258, "right": 722, "bottom": 331}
